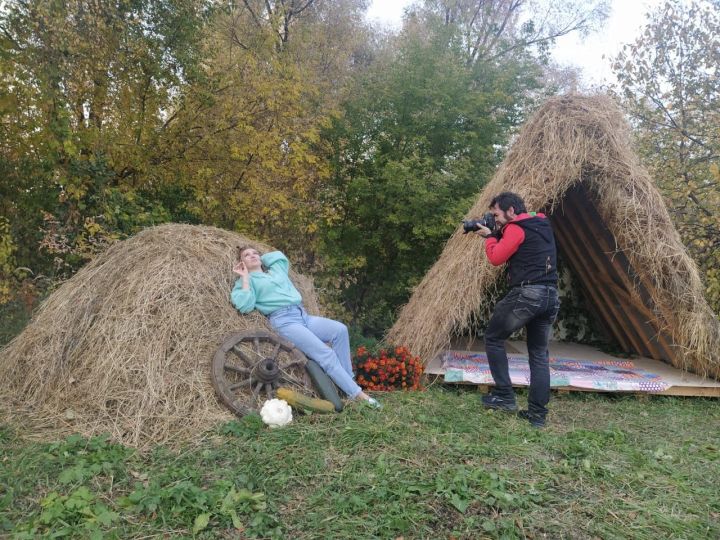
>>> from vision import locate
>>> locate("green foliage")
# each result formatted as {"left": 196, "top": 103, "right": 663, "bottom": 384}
{"left": 49, "top": 434, "right": 133, "bottom": 485}
{"left": 348, "top": 324, "right": 382, "bottom": 354}
{"left": 0, "top": 430, "right": 279, "bottom": 538}
{"left": 318, "top": 16, "right": 545, "bottom": 334}
{"left": 554, "top": 253, "right": 610, "bottom": 346}
{"left": 13, "top": 487, "right": 119, "bottom": 540}
{"left": 119, "top": 480, "right": 275, "bottom": 537}
{"left": 408, "top": 0, "right": 609, "bottom": 67}
{"left": 7, "top": 434, "right": 130, "bottom": 539}
{"left": 38, "top": 157, "right": 176, "bottom": 276}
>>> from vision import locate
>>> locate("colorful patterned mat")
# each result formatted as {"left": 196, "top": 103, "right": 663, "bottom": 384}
{"left": 441, "top": 351, "right": 669, "bottom": 392}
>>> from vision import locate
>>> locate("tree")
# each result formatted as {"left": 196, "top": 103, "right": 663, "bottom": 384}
{"left": 0, "top": 0, "right": 370, "bottom": 302}
{"left": 314, "top": 0, "right": 610, "bottom": 335}
{"left": 406, "top": 0, "right": 609, "bottom": 66}
{"left": 319, "top": 1, "right": 586, "bottom": 334}
{"left": 612, "top": 0, "right": 720, "bottom": 312}
{"left": 0, "top": 0, "right": 206, "bottom": 287}
{"left": 154, "top": 0, "right": 369, "bottom": 266}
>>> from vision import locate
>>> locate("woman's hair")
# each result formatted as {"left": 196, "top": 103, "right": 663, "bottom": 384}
{"left": 236, "top": 245, "right": 255, "bottom": 260}
{"left": 236, "top": 245, "right": 268, "bottom": 272}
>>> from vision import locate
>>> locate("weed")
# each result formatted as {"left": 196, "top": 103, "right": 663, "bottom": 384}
{"left": 12, "top": 486, "right": 119, "bottom": 539}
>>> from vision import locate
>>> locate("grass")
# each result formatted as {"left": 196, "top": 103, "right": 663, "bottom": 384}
{"left": 1, "top": 387, "right": 719, "bottom": 539}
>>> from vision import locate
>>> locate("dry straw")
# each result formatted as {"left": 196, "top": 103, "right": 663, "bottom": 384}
{"left": 0, "top": 224, "right": 320, "bottom": 450}
{"left": 387, "top": 94, "right": 720, "bottom": 381}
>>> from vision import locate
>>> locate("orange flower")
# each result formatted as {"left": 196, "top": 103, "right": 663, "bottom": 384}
{"left": 353, "top": 344, "right": 423, "bottom": 392}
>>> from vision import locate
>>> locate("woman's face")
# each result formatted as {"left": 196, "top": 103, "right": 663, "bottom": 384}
{"left": 240, "top": 248, "right": 262, "bottom": 270}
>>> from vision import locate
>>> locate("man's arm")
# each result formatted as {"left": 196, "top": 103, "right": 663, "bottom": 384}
{"left": 485, "top": 224, "right": 524, "bottom": 266}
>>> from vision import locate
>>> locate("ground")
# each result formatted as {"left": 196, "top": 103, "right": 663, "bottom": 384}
{"left": 1, "top": 387, "right": 718, "bottom": 539}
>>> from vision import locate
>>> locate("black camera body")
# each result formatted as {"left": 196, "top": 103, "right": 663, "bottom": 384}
{"left": 462, "top": 212, "right": 496, "bottom": 234}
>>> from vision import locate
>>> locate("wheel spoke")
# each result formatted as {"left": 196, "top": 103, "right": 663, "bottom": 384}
{"left": 253, "top": 337, "right": 261, "bottom": 355}
{"left": 252, "top": 381, "right": 263, "bottom": 400}
{"left": 224, "top": 363, "right": 251, "bottom": 375}
{"left": 265, "top": 383, "right": 273, "bottom": 399}
{"left": 270, "top": 341, "right": 282, "bottom": 361}
{"left": 230, "top": 346, "right": 254, "bottom": 365}
{"left": 229, "top": 379, "right": 253, "bottom": 391}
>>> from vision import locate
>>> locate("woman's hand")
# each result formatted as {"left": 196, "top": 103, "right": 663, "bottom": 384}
{"left": 233, "top": 261, "right": 249, "bottom": 279}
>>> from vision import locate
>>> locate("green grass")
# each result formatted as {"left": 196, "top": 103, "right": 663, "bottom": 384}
{"left": 1, "top": 388, "right": 718, "bottom": 539}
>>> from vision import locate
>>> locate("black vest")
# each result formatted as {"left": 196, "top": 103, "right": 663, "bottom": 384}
{"left": 506, "top": 216, "right": 558, "bottom": 288}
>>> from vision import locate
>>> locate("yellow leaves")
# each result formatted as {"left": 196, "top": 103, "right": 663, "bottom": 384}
{"left": 0, "top": 218, "right": 17, "bottom": 305}
{"left": 63, "top": 184, "right": 86, "bottom": 201}
{"left": 83, "top": 218, "right": 104, "bottom": 236}
{"left": 74, "top": 217, "right": 119, "bottom": 260}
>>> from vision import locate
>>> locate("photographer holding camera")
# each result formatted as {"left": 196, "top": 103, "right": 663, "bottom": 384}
{"left": 470, "top": 191, "right": 559, "bottom": 428}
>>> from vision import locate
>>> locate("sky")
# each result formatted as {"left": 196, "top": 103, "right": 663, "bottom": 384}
{"left": 365, "top": 0, "right": 665, "bottom": 87}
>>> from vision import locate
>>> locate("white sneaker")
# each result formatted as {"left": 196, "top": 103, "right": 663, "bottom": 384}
{"left": 365, "top": 397, "right": 382, "bottom": 409}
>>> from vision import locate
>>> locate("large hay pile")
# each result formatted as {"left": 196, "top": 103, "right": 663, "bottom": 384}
{"left": 0, "top": 224, "right": 320, "bottom": 449}
{"left": 388, "top": 94, "right": 720, "bottom": 381}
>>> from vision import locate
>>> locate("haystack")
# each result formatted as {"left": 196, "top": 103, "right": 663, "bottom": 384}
{"left": 388, "top": 94, "right": 720, "bottom": 381}
{"left": 0, "top": 224, "right": 320, "bottom": 449}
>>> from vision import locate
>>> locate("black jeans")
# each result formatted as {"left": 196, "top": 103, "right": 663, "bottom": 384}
{"left": 484, "top": 285, "right": 560, "bottom": 417}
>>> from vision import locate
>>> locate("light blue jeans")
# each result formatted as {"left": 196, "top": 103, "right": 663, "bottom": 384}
{"left": 268, "top": 304, "right": 362, "bottom": 399}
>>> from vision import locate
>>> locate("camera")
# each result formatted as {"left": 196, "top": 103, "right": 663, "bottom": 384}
{"left": 462, "top": 212, "right": 496, "bottom": 234}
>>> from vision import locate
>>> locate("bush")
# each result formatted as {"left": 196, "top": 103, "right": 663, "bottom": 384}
{"left": 353, "top": 345, "right": 424, "bottom": 391}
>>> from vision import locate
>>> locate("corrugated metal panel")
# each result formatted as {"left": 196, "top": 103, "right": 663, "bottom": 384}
{"left": 549, "top": 183, "right": 676, "bottom": 364}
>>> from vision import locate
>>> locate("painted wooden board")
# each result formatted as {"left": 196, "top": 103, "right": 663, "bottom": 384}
{"left": 425, "top": 339, "right": 720, "bottom": 398}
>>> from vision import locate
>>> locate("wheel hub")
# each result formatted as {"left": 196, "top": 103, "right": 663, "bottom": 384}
{"left": 254, "top": 358, "right": 280, "bottom": 383}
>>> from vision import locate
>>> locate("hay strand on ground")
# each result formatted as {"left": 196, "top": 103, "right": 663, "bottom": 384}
{"left": 387, "top": 94, "right": 720, "bottom": 381}
{"left": 0, "top": 224, "right": 320, "bottom": 449}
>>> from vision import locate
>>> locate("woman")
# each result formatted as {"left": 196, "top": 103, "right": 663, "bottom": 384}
{"left": 231, "top": 246, "right": 381, "bottom": 409}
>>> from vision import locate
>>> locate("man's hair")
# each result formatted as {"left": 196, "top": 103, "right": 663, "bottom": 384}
{"left": 490, "top": 192, "right": 527, "bottom": 214}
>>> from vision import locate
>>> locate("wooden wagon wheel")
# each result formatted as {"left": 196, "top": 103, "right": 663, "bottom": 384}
{"left": 212, "top": 330, "right": 318, "bottom": 417}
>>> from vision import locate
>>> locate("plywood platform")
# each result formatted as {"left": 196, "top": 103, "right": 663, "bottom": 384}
{"left": 425, "top": 339, "right": 720, "bottom": 398}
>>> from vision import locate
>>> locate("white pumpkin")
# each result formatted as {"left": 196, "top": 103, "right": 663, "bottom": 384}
{"left": 260, "top": 398, "right": 292, "bottom": 428}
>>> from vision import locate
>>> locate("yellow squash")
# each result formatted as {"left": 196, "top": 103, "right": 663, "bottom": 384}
{"left": 276, "top": 387, "right": 336, "bottom": 413}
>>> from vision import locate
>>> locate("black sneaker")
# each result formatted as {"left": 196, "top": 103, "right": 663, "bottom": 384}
{"left": 517, "top": 410, "right": 546, "bottom": 428}
{"left": 481, "top": 393, "right": 518, "bottom": 411}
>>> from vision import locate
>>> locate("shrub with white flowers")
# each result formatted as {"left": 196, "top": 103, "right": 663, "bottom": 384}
{"left": 260, "top": 398, "right": 292, "bottom": 428}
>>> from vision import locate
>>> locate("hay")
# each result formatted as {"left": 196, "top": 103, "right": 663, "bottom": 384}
{"left": 0, "top": 224, "right": 320, "bottom": 449}
{"left": 387, "top": 94, "right": 720, "bottom": 381}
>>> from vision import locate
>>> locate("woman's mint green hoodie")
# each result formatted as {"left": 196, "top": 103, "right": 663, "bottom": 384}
{"left": 230, "top": 251, "right": 302, "bottom": 315}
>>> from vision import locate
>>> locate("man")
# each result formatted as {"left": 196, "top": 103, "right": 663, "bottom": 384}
{"left": 474, "top": 191, "right": 560, "bottom": 428}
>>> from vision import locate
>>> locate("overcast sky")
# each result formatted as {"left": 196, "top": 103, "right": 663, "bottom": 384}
{"left": 366, "top": 0, "right": 665, "bottom": 87}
